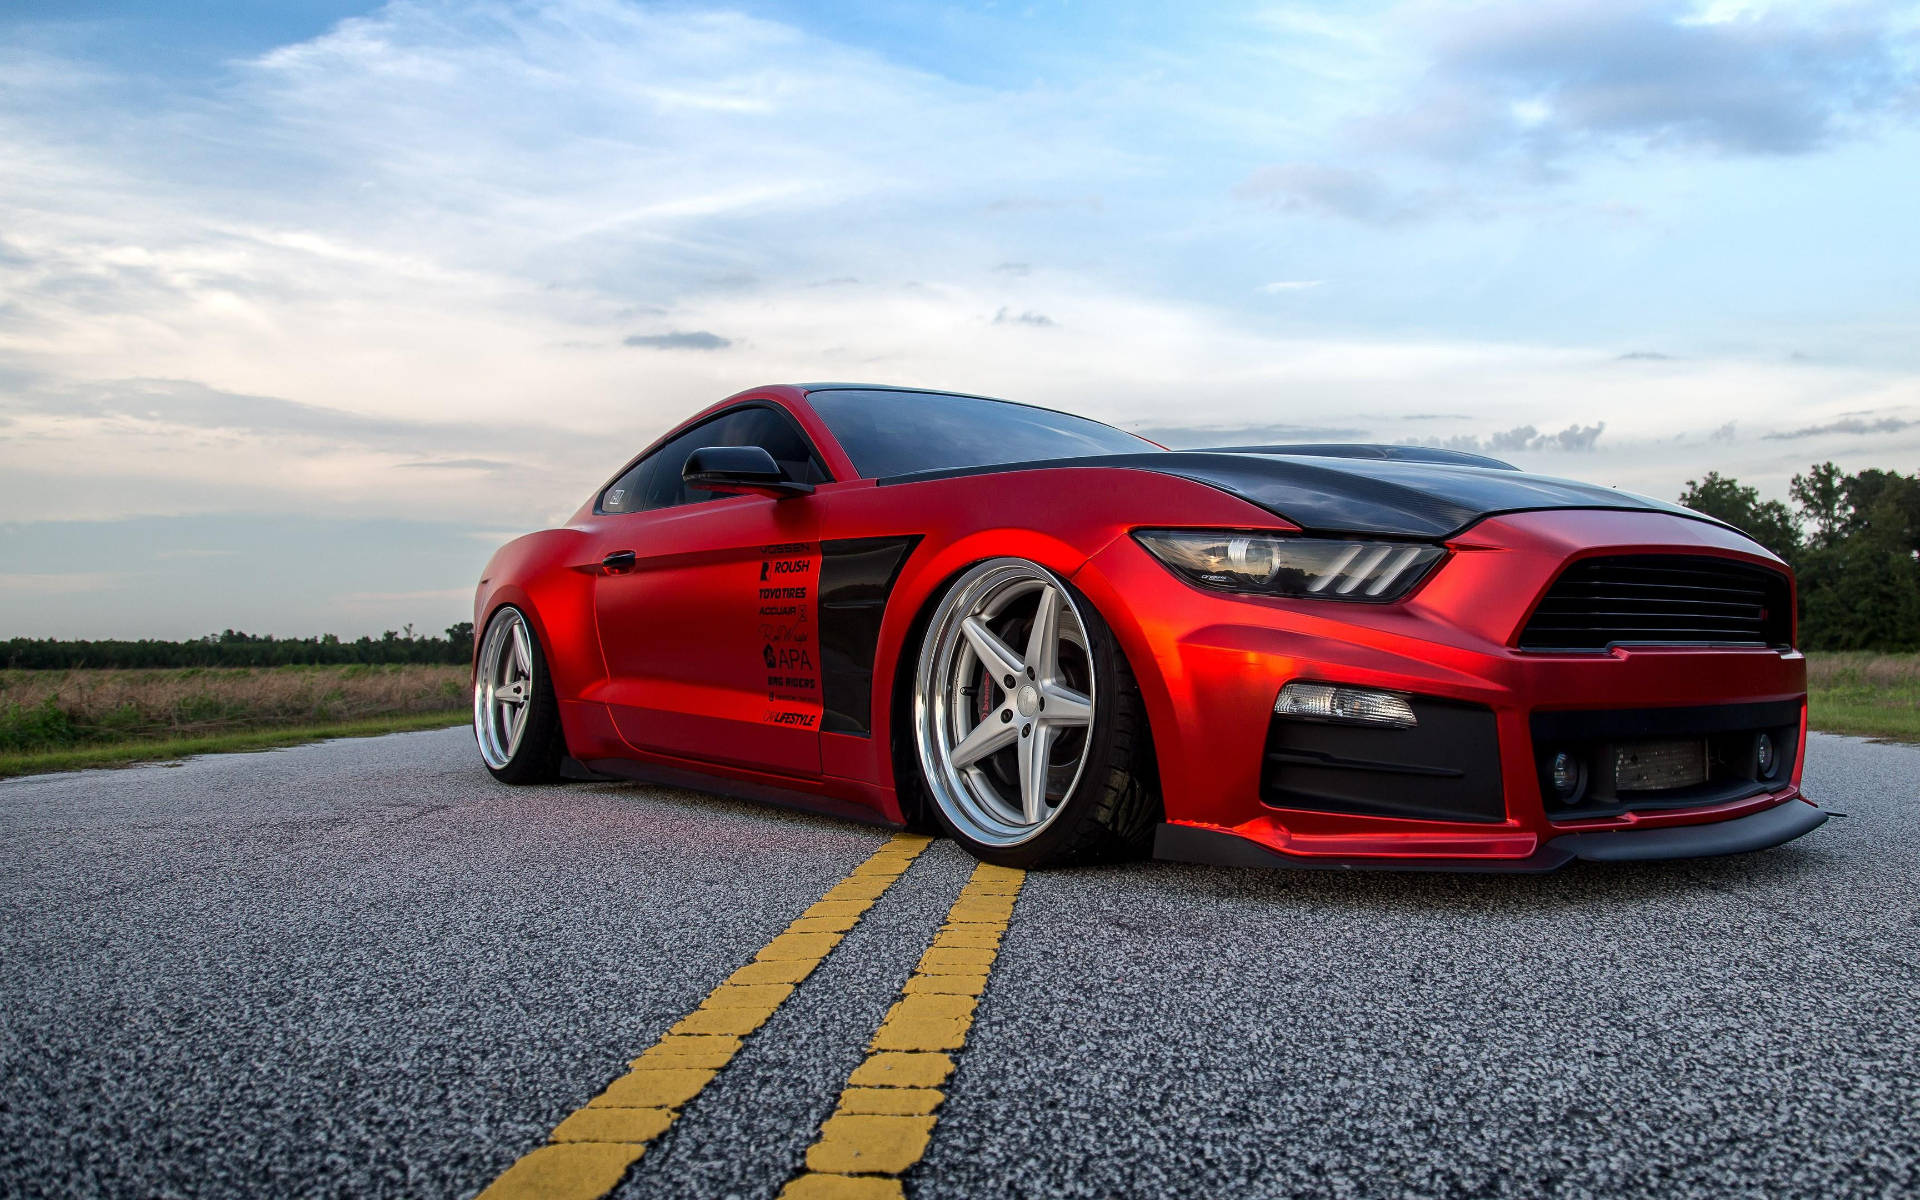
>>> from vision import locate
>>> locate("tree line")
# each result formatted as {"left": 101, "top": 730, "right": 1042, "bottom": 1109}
{"left": 7, "top": 462, "right": 1915, "bottom": 665}
{"left": 1680, "top": 462, "right": 1920, "bottom": 651}
{"left": 4, "top": 624, "right": 476, "bottom": 670}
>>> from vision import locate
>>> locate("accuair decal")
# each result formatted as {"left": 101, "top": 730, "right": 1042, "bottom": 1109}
{"left": 758, "top": 542, "right": 822, "bottom": 729}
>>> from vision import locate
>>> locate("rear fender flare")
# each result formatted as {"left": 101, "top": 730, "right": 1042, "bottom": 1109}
{"left": 473, "top": 527, "right": 600, "bottom": 704}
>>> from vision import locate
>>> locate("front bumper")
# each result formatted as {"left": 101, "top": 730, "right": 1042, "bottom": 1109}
{"left": 1155, "top": 797, "right": 1828, "bottom": 873}
{"left": 1074, "top": 508, "right": 1819, "bottom": 871}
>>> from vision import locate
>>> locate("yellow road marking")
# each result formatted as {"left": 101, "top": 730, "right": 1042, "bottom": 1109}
{"left": 475, "top": 833, "right": 933, "bottom": 1200}
{"left": 779, "top": 861, "right": 1027, "bottom": 1198}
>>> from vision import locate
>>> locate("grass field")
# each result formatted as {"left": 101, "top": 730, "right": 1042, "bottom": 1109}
{"left": 0, "top": 653, "right": 1913, "bottom": 780}
{"left": 0, "top": 664, "right": 468, "bottom": 779}
{"left": 1806, "top": 652, "right": 1920, "bottom": 743}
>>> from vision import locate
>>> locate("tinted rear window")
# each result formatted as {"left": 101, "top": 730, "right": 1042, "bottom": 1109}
{"left": 808, "top": 389, "right": 1158, "bottom": 478}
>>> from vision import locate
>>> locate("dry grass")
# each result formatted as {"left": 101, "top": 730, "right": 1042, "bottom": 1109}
{"left": 3, "top": 653, "right": 1911, "bottom": 778}
{"left": 1805, "top": 652, "right": 1920, "bottom": 742}
{"left": 1805, "top": 652, "right": 1920, "bottom": 691}
{"left": 0, "top": 712, "right": 470, "bottom": 780}
{"left": 0, "top": 664, "right": 469, "bottom": 752}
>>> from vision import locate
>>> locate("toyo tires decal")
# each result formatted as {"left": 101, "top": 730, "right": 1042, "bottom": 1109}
{"left": 758, "top": 541, "right": 821, "bottom": 729}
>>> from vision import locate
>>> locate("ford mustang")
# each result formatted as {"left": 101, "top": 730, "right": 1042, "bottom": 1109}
{"left": 472, "top": 384, "right": 1823, "bottom": 870}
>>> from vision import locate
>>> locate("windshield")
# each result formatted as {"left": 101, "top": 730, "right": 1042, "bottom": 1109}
{"left": 807, "top": 389, "right": 1159, "bottom": 479}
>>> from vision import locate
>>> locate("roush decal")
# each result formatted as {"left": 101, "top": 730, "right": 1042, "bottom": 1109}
{"left": 758, "top": 541, "right": 822, "bottom": 729}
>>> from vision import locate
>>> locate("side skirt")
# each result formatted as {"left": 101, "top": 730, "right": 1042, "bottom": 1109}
{"left": 574, "top": 754, "right": 905, "bottom": 831}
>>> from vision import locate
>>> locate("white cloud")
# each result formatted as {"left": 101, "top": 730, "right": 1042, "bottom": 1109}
{"left": 0, "top": 572, "right": 123, "bottom": 596}
{"left": 335, "top": 587, "right": 473, "bottom": 609}
{"left": 0, "top": 0, "right": 1916, "bottom": 638}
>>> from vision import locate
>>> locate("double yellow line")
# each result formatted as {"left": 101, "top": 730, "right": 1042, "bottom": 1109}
{"left": 476, "top": 834, "right": 1025, "bottom": 1200}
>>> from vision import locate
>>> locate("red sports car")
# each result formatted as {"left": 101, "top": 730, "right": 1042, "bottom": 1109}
{"left": 472, "top": 384, "right": 1822, "bottom": 870}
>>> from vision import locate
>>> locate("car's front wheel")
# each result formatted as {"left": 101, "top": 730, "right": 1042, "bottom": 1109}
{"left": 473, "top": 605, "right": 566, "bottom": 784}
{"left": 911, "top": 558, "right": 1158, "bottom": 867}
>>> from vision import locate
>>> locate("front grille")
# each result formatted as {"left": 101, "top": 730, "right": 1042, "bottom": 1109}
{"left": 1517, "top": 554, "right": 1792, "bottom": 652}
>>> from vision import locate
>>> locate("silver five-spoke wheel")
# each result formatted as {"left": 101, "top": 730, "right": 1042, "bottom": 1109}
{"left": 474, "top": 607, "right": 536, "bottom": 770}
{"left": 914, "top": 559, "right": 1097, "bottom": 848}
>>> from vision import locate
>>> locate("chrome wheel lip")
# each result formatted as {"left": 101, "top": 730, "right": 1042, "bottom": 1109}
{"left": 913, "top": 558, "right": 1097, "bottom": 848}
{"left": 474, "top": 607, "right": 535, "bottom": 770}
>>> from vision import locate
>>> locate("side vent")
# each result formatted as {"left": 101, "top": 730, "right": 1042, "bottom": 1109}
{"left": 817, "top": 536, "right": 921, "bottom": 735}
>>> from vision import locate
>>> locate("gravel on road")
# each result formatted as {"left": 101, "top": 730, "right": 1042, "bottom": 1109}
{"left": 0, "top": 729, "right": 1913, "bottom": 1199}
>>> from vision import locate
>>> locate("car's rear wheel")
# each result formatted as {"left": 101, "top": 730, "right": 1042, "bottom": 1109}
{"left": 474, "top": 605, "right": 566, "bottom": 784}
{"left": 911, "top": 558, "right": 1158, "bottom": 867}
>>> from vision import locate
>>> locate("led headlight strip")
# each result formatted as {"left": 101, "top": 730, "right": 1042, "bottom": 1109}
{"left": 1133, "top": 530, "right": 1445, "bottom": 601}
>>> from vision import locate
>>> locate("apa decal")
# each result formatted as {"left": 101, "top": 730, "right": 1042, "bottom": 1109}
{"left": 757, "top": 542, "right": 822, "bottom": 729}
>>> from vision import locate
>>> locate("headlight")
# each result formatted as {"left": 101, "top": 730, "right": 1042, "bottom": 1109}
{"left": 1133, "top": 530, "right": 1445, "bottom": 601}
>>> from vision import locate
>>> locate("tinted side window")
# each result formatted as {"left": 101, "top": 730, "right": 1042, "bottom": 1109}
{"left": 600, "top": 406, "right": 828, "bottom": 514}
{"left": 807, "top": 389, "right": 1156, "bottom": 478}
{"left": 721, "top": 407, "right": 830, "bottom": 487}
{"left": 599, "top": 422, "right": 723, "bottom": 513}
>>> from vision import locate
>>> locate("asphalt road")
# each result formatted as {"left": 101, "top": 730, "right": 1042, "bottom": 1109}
{"left": 0, "top": 729, "right": 1914, "bottom": 1198}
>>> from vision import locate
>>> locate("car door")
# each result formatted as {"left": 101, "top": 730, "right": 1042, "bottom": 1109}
{"left": 590, "top": 404, "right": 832, "bottom": 776}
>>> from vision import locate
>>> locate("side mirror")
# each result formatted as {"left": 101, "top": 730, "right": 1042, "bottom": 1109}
{"left": 682, "top": 445, "right": 815, "bottom": 499}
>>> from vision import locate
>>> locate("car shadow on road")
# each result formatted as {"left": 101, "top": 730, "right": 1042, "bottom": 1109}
{"left": 1109, "top": 840, "right": 1839, "bottom": 923}
{"left": 552, "top": 776, "right": 1841, "bottom": 926}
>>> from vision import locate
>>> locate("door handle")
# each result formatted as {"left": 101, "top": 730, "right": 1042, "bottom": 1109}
{"left": 602, "top": 550, "right": 637, "bottom": 572}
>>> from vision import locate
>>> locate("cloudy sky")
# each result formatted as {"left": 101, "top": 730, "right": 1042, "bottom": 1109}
{"left": 3, "top": 0, "right": 1917, "bottom": 638}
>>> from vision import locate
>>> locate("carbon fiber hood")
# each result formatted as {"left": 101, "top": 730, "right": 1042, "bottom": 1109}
{"left": 885, "top": 449, "right": 1732, "bottom": 541}
{"left": 1143, "top": 451, "right": 1722, "bottom": 539}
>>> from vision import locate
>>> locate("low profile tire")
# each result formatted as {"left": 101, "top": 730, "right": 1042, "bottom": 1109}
{"left": 473, "top": 605, "right": 567, "bottom": 784}
{"left": 911, "top": 558, "right": 1159, "bottom": 867}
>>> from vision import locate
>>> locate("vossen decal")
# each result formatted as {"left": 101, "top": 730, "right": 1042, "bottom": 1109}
{"left": 760, "top": 620, "right": 812, "bottom": 645}
{"left": 758, "top": 542, "right": 823, "bottom": 729}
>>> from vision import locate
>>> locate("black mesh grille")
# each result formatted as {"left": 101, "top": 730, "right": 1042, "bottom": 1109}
{"left": 1518, "top": 555, "right": 1792, "bottom": 651}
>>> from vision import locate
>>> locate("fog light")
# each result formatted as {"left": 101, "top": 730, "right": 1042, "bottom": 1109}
{"left": 1550, "top": 751, "right": 1584, "bottom": 802}
{"left": 1274, "top": 682, "right": 1416, "bottom": 728}
{"left": 1756, "top": 733, "right": 1777, "bottom": 778}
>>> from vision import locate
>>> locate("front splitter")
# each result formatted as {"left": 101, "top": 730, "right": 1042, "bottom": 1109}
{"left": 1153, "top": 799, "right": 1827, "bottom": 873}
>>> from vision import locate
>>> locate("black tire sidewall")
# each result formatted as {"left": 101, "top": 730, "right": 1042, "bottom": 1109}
{"left": 482, "top": 606, "right": 566, "bottom": 785}
{"left": 919, "top": 570, "right": 1145, "bottom": 868}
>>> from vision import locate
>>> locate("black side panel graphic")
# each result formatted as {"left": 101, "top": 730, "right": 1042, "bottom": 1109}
{"left": 817, "top": 535, "right": 921, "bottom": 736}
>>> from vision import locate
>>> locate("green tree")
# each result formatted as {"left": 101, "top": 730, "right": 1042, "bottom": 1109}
{"left": 1799, "top": 538, "right": 1920, "bottom": 651}
{"left": 1789, "top": 462, "right": 1846, "bottom": 549}
{"left": 1790, "top": 466, "right": 1920, "bottom": 651}
{"left": 1678, "top": 471, "right": 1801, "bottom": 563}
{"left": 446, "top": 622, "right": 475, "bottom": 661}
{"left": 1843, "top": 469, "right": 1920, "bottom": 551}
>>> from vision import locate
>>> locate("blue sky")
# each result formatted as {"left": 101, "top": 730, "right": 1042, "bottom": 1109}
{"left": 2, "top": 0, "right": 1917, "bottom": 637}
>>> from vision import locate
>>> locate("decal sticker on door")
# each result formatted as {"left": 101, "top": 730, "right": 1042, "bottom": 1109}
{"left": 758, "top": 542, "right": 821, "bottom": 729}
